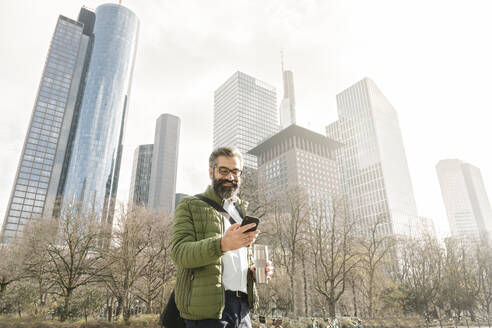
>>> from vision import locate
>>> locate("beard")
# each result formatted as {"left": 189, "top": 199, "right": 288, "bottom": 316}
{"left": 212, "top": 175, "right": 240, "bottom": 200}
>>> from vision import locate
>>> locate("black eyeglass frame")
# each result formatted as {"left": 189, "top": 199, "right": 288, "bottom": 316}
{"left": 214, "top": 165, "right": 243, "bottom": 177}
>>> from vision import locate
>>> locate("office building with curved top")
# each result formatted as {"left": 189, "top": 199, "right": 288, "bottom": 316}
{"left": 1, "top": 4, "right": 139, "bottom": 242}
{"left": 61, "top": 4, "right": 139, "bottom": 224}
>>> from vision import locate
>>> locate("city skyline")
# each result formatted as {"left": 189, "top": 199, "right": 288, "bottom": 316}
{"left": 1, "top": 0, "right": 492, "bottom": 240}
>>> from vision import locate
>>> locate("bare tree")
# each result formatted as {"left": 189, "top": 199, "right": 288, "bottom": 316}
{"left": 266, "top": 186, "right": 310, "bottom": 316}
{"left": 134, "top": 211, "right": 176, "bottom": 314}
{"left": 44, "top": 205, "right": 109, "bottom": 321}
{"left": 398, "top": 234, "right": 444, "bottom": 327}
{"left": 442, "top": 238, "right": 479, "bottom": 321}
{"left": 358, "top": 216, "right": 396, "bottom": 317}
{"left": 309, "top": 196, "right": 359, "bottom": 317}
{"left": 15, "top": 219, "right": 57, "bottom": 313}
{"left": 473, "top": 239, "right": 492, "bottom": 321}
{"left": 102, "top": 205, "right": 168, "bottom": 323}
{"left": 0, "top": 242, "right": 24, "bottom": 301}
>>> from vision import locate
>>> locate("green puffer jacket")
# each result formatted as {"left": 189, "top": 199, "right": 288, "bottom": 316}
{"left": 171, "top": 185, "right": 257, "bottom": 320}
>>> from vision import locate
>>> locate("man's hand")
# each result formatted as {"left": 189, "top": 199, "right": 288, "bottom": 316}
{"left": 250, "top": 260, "right": 274, "bottom": 282}
{"left": 221, "top": 223, "right": 260, "bottom": 252}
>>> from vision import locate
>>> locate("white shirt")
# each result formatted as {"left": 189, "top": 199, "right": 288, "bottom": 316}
{"left": 221, "top": 199, "right": 249, "bottom": 293}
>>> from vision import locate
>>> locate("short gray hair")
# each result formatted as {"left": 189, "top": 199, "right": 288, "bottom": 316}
{"left": 209, "top": 147, "right": 243, "bottom": 168}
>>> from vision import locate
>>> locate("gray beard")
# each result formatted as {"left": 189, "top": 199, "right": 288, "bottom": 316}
{"left": 213, "top": 178, "right": 239, "bottom": 200}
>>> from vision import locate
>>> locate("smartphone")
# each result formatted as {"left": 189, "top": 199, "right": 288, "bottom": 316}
{"left": 241, "top": 216, "right": 259, "bottom": 233}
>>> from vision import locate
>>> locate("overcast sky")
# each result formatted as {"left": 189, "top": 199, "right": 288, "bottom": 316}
{"left": 1, "top": 0, "right": 492, "bottom": 239}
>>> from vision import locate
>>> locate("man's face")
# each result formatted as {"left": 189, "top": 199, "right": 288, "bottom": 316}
{"left": 209, "top": 155, "right": 242, "bottom": 200}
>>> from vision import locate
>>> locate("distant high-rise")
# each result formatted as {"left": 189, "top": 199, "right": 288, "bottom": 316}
{"left": 148, "top": 114, "right": 180, "bottom": 215}
{"left": 279, "top": 56, "right": 296, "bottom": 129}
{"left": 214, "top": 71, "right": 278, "bottom": 169}
{"left": 436, "top": 159, "right": 492, "bottom": 239}
{"left": 129, "top": 145, "right": 153, "bottom": 207}
{"left": 249, "top": 124, "right": 341, "bottom": 213}
{"left": 1, "top": 4, "right": 139, "bottom": 242}
{"left": 327, "top": 78, "right": 419, "bottom": 238}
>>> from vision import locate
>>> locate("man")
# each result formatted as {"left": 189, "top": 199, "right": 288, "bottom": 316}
{"left": 172, "top": 147, "right": 273, "bottom": 328}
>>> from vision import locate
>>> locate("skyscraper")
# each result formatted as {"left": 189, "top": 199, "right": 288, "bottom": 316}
{"left": 436, "top": 159, "right": 492, "bottom": 239}
{"left": 327, "top": 78, "right": 419, "bottom": 238}
{"left": 214, "top": 71, "right": 278, "bottom": 169}
{"left": 129, "top": 144, "right": 153, "bottom": 207}
{"left": 61, "top": 4, "right": 139, "bottom": 224}
{"left": 249, "top": 124, "right": 341, "bottom": 213}
{"left": 279, "top": 56, "right": 296, "bottom": 129}
{"left": 148, "top": 114, "right": 180, "bottom": 215}
{"left": 1, "top": 4, "right": 139, "bottom": 242}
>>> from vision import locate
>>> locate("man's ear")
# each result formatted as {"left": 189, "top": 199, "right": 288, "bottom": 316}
{"left": 209, "top": 167, "right": 213, "bottom": 180}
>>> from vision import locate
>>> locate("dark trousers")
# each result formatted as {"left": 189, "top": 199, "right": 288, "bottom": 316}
{"left": 185, "top": 291, "right": 252, "bottom": 328}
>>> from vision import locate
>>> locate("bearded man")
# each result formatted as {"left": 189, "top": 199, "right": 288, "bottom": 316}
{"left": 171, "top": 146, "right": 273, "bottom": 328}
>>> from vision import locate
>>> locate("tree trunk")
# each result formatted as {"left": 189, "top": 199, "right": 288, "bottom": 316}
{"left": 107, "top": 296, "right": 113, "bottom": 322}
{"left": 302, "top": 254, "right": 309, "bottom": 316}
{"left": 115, "top": 296, "right": 123, "bottom": 319}
{"left": 60, "top": 288, "right": 73, "bottom": 322}
{"left": 328, "top": 299, "right": 336, "bottom": 318}
{"left": 368, "top": 272, "right": 374, "bottom": 318}
{"left": 123, "top": 306, "right": 131, "bottom": 324}
{"left": 289, "top": 260, "right": 296, "bottom": 316}
{"left": 0, "top": 280, "right": 9, "bottom": 299}
{"left": 147, "top": 299, "right": 152, "bottom": 314}
{"left": 351, "top": 278, "right": 358, "bottom": 317}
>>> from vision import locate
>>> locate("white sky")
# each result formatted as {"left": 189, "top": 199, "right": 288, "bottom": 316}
{"left": 1, "top": 0, "right": 492, "bottom": 240}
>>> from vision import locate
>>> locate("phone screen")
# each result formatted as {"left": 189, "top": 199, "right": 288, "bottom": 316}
{"left": 241, "top": 216, "right": 259, "bottom": 233}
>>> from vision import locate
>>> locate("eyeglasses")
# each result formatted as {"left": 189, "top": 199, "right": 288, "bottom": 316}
{"left": 214, "top": 165, "right": 242, "bottom": 177}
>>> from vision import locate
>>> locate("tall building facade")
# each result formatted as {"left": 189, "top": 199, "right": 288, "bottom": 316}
{"left": 128, "top": 144, "right": 153, "bottom": 207}
{"left": 436, "top": 159, "right": 492, "bottom": 239}
{"left": 279, "top": 64, "right": 296, "bottom": 129}
{"left": 214, "top": 71, "right": 278, "bottom": 169}
{"left": 249, "top": 124, "right": 341, "bottom": 213}
{"left": 1, "top": 4, "right": 139, "bottom": 242}
{"left": 326, "top": 78, "right": 419, "bottom": 238}
{"left": 61, "top": 4, "right": 139, "bottom": 224}
{"left": 148, "top": 114, "right": 180, "bottom": 214}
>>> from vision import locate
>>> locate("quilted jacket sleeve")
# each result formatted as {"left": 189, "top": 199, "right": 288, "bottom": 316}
{"left": 171, "top": 198, "right": 223, "bottom": 269}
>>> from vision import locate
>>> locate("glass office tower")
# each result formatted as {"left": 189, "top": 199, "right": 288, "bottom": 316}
{"left": 214, "top": 71, "right": 278, "bottom": 169}
{"left": 1, "top": 4, "right": 139, "bottom": 242}
{"left": 327, "top": 78, "right": 419, "bottom": 238}
{"left": 61, "top": 4, "right": 139, "bottom": 224}
{"left": 1, "top": 12, "right": 93, "bottom": 242}
{"left": 129, "top": 144, "right": 153, "bottom": 207}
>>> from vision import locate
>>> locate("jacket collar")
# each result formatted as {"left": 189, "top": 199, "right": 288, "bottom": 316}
{"left": 203, "top": 185, "right": 226, "bottom": 207}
